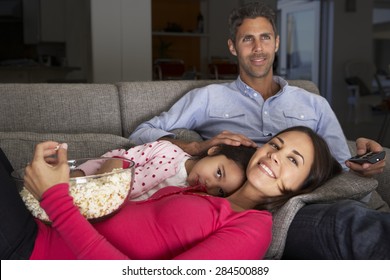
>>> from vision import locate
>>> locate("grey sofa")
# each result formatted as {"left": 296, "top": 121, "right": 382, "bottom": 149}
{"left": 1, "top": 80, "right": 389, "bottom": 259}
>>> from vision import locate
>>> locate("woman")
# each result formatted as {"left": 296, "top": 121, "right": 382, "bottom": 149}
{"left": 1, "top": 126, "right": 342, "bottom": 260}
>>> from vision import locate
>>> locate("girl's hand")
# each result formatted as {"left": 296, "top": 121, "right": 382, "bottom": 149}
{"left": 24, "top": 141, "right": 70, "bottom": 200}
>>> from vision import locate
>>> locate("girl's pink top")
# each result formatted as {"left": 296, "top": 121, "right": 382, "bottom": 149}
{"left": 30, "top": 184, "right": 272, "bottom": 260}
{"left": 77, "top": 140, "right": 191, "bottom": 199}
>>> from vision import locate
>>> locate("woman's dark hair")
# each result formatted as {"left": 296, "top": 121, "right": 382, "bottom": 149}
{"left": 255, "top": 126, "right": 343, "bottom": 212}
{"left": 228, "top": 1, "right": 278, "bottom": 43}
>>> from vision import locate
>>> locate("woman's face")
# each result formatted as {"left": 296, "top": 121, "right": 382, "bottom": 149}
{"left": 246, "top": 131, "right": 314, "bottom": 197}
{"left": 187, "top": 154, "right": 245, "bottom": 197}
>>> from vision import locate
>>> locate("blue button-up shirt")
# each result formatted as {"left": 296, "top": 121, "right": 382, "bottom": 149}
{"left": 129, "top": 76, "right": 351, "bottom": 168}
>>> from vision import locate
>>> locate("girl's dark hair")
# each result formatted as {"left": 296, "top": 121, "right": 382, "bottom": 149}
{"left": 255, "top": 126, "right": 343, "bottom": 212}
{"left": 228, "top": 1, "right": 278, "bottom": 43}
{"left": 198, "top": 144, "right": 257, "bottom": 172}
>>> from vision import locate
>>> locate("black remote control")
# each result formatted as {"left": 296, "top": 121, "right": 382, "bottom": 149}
{"left": 348, "top": 151, "right": 386, "bottom": 164}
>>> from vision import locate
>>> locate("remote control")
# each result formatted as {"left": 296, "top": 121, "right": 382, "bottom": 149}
{"left": 348, "top": 151, "right": 386, "bottom": 164}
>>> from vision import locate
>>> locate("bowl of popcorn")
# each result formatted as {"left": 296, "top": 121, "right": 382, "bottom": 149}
{"left": 12, "top": 157, "right": 134, "bottom": 224}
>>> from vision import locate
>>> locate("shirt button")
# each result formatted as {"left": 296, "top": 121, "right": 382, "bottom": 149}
{"left": 225, "top": 113, "right": 229, "bottom": 118}
{"left": 264, "top": 111, "right": 268, "bottom": 115}
{"left": 300, "top": 115, "right": 304, "bottom": 119}
{"left": 253, "top": 93, "right": 257, "bottom": 97}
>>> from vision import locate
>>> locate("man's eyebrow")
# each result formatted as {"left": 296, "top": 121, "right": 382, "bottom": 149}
{"left": 275, "top": 136, "right": 305, "bottom": 164}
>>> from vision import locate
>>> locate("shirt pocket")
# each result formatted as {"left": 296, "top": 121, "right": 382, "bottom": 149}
{"left": 209, "top": 108, "right": 246, "bottom": 120}
{"left": 283, "top": 110, "right": 318, "bottom": 128}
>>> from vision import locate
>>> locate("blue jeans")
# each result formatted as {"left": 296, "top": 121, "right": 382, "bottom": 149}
{"left": 0, "top": 148, "right": 36, "bottom": 260}
{"left": 282, "top": 200, "right": 390, "bottom": 259}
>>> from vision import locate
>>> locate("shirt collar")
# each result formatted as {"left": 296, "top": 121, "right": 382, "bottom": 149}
{"left": 235, "top": 75, "right": 287, "bottom": 98}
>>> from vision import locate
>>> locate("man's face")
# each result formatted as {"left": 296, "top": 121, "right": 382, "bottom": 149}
{"left": 228, "top": 17, "right": 279, "bottom": 81}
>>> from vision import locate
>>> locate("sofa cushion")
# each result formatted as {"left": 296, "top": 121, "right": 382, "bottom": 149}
{"left": 288, "top": 80, "right": 320, "bottom": 95}
{"left": 0, "top": 83, "right": 122, "bottom": 136}
{"left": 169, "top": 128, "right": 203, "bottom": 142}
{"left": 265, "top": 171, "right": 378, "bottom": 259}
{"left": 117, "top": 80, "right": 320, "bottom": 137}
{"left": 117, "top": 80, "right": 226, "bottom": 137}
{"left": 0, "top": 132, "right": 134, "bottom": 171}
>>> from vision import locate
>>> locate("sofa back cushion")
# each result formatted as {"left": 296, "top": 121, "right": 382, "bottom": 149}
{"left": 0, "top": 83, "right": 122, "bottom": 136}
{"left": 0, "top": 132, "right": 133, "bottom": 171}
{"left": 117, "top": 79, "right": 320, "bottom": 137}
{"left": 117, "top": 80, "right": 226, "bottom": 137}
{"left": 288, "top": 79, "right": 320, "bottom": 94}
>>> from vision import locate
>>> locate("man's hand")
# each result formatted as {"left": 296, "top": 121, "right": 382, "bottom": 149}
{"left": 346, "top": 137, "right": 386, "bottom": 177}
{"left": 161, "top": 130, "right": 257, "bottom": 156}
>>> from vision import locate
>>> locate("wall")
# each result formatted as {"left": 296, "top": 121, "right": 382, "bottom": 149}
{"left": 47, "top": 0, "right": 382, "bottom": 88}
{"left": 373, "top": 8, "right": 390, "bottom": 72}
{"left": 90, "top": 0, "right": 152, "bottom": 82}
{"left": 64, "top": 0, "right": 281, "bottom": 83}
{"left": 208, "top": 0, "right": 238, "bottom": 61}
{"left": 151, "top": 0, "right": 201, "bottom": 73}
{"left": 375, "top": 39, "right": 390, "bottom": 72}
{"left": 331, "top": 0, "right": 374, "bottom": 119}
{"left": 66, "top": 0, "right": 91, "bottom": 82}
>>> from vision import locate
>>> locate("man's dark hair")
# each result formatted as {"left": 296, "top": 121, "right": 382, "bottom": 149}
{"left": 228, "top": 1, "right": 278, "bottom": 42}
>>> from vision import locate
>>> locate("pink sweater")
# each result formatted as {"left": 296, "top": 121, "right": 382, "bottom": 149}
{"left": 30, "top": 184, "right": 272, "bottom": 260}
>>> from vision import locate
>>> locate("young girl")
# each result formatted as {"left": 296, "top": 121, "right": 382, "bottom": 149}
{"left": 2, "top": 126, "right": 342, "bottom": 260}
{"left": 73, "top": 140, "right": 257, "bottom": 199}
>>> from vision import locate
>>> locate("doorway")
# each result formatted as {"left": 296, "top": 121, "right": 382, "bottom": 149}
{"left": 277, "top": 0, "right": 321, "bottom": 86}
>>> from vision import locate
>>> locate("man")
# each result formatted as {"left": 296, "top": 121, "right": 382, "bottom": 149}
{"left": 130, "top": 2, "right": 388, "bottom": 258}
{"left": 130, "top": 2, "right": 384, "bottom": 176}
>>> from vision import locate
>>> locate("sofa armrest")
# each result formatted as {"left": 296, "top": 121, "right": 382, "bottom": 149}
{"left": 266, "top": 171, "right": 378, "bottom": 259}
{"left": 373, "top": 146, "right": 390, "bottom": 206}
{"left": 347, "top": 140, "right": 390, "bottom": 208}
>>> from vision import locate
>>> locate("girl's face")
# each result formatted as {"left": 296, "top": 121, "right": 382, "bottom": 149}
{"left": 246, "top": 131, "right": 314, "bottom": 197}
{"left": 187, "top": 154, "right": 245, "bottom": 197}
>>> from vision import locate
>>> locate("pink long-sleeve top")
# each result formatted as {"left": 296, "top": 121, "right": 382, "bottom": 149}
{"left": 77, "top": 140, "right": 191, "bottom": 200}
{"left": 30, "top": 184, "right": 272, "bottom": 260}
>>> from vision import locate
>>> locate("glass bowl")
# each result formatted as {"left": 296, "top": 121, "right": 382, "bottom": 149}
{"left": 12, "top": 157, "right": 135, "bottom": 224}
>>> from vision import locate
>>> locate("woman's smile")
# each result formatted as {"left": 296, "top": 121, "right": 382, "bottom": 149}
{"left": 258, "top": 161, "right": 276, "bottom": 178}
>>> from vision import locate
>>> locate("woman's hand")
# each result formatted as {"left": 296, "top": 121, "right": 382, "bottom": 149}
{"left": 24, "top": 141, "right": 70, "bottom": 200}
{"left": 346, "top": 138, "right": 386, "bottom": 177}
